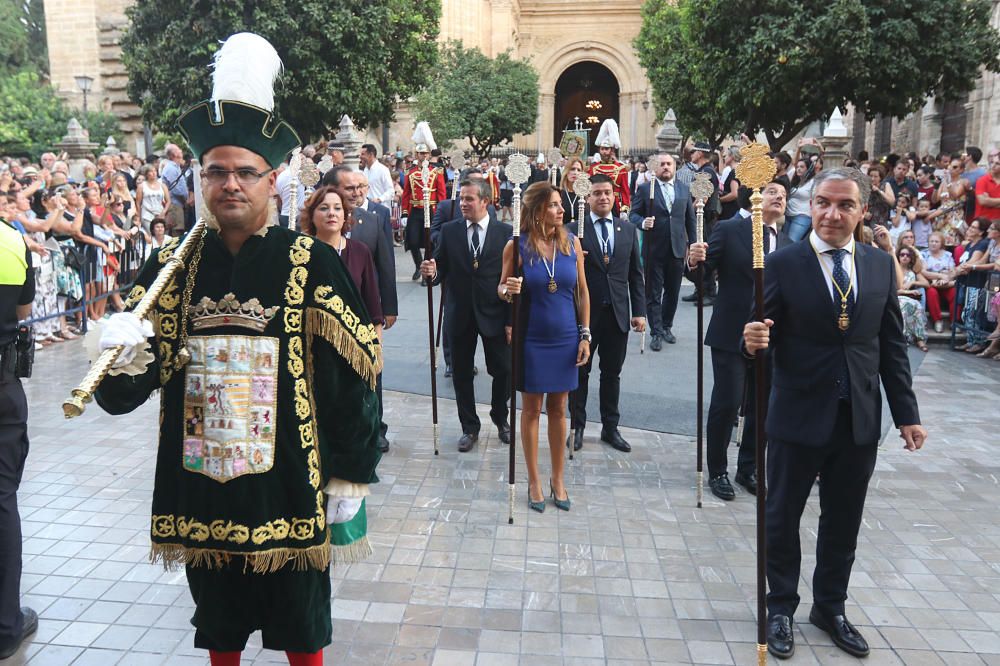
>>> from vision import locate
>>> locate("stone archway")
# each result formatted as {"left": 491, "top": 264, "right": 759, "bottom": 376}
{"left": 553, "top": 62, "right": 620, "bottom": 148}
{"left": 532, "top": 40, "right": 651, "bottom": 154}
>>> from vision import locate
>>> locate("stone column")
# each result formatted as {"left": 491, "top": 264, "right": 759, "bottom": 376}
{"left": 822, "top": 108, "right": 851, "bottom": 166}
{"left": 538, "top": 92, "right": 555, "bottom": 154}
{"left": 336, "top": 115, "right": 363, "bottom": 170}
{"left": 918, "top": 98, "right": 944, "bottom": 158}
{"left": 655, "top": 109, "right": 683, "bottom": 155}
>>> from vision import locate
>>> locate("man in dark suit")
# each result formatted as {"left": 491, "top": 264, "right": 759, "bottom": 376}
{"left": 688, "top": 182, "right": 793, "bottom": 501}
{"left": 325, "top": 166, "right": 398, "bottom": 452}
{"left": 420, "top": 178, "right": 512, "bottom": 452}
{"left": 357, "top": 172, "right": 395, "bottom": 250}
{"left": 566, "top": 174, "right": 646, "bottom": 452}
{"left": 629, "top": 153, "right": 696, "bottom": 348}
{"left": 743, "top": 168, "right": 926, "bottom": 660}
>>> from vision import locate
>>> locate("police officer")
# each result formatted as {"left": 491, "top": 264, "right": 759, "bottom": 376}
{"left": 0, "top": 218, "right": 37, "bottom": 660}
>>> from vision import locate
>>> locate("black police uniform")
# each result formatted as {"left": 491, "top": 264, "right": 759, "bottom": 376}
{"left": 0, "top": 221, "right": 34, "bottom": 656}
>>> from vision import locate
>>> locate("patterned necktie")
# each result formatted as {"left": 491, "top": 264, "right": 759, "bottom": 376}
{"left": 829, "top": 248, "right": 855, "bottom": 400}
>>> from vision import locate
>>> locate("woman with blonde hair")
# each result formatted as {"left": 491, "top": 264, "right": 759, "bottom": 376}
{"left": 501, "top": 181, "right": 590, "bottom": 512}
{"left": 558, "top": 157, "right": 586, "bottom": 225}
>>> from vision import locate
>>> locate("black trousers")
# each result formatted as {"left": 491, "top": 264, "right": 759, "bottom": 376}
{"left": 766, "top": 402, "right": 878, "bottom": 618}
{"left": 0, "top": 378, "right": 28, "bottom": 647}
{"left": 705, "top": 348, "right": 756, "bottom": 478}
{"left": 647, "top": 250, "right": 685, "bottom": 334}
{"left": 376, "top": 372, "right": 387, "bottom": 438}
{"left": 450, "top": 319, "right": 510, "bottom": 434}
{"left": 406, "top": 208, "right": 429, "bottom": 269}
{"left": 569, "top": 304, "right": 627, "bottom": 430}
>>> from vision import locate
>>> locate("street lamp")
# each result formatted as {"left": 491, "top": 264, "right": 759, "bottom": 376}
{"left": 74, "top": 75, "right": 94, "bottom": 117}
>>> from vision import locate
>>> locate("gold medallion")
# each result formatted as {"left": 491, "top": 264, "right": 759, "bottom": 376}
{"left": 473, "top": 258, "right": 479, "bottom": 270}
{"left": 548, "top": 278, "right": 558, "bottom": 293}
{"left": 603, "top": 254, "right": 610, "bottom": 265}
{"left": 838, "top": 313, "right": 850, "bottom": 331}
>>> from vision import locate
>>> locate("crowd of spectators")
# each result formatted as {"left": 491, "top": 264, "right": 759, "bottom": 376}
{"left": 6, "top": 136, "right": 999, "bottom": 361}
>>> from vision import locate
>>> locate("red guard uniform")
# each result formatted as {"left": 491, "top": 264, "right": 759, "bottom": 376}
{"left": 589, "top": 160, "right": 631, "bottom": 214}
{"left": 402, "top": 164, "right": 447, "bottom": 268}
{"left": 486, "top": 169, "right": 501, "bottom": 204}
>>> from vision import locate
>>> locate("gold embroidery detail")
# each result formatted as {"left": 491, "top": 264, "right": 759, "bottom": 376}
{"left": 152, "top": 515, "right": 176, "bottom": 537}
{"left": 125, "top": 285, "right": 146, "bottom": 308}
{"left": 209, "top": 520, "right": 250, "bottom": 544}
{"left": 283, "top": 308, "right": 302, "bottom": 333}
{"left": 290, "top": 518, "right": 316, "bottom": 540}
{"left": 150, "top": 541, "right": 332, "bottom": 574}
{"left": 284, "top": 265, "right": 308, "bottom": 305}
{"left": 157, "top": 237, "right": 181, "bottom": 265}
{"left": 287, "top": 337, "right": 304, "bottom": 377}
{"left": 252, "top": 519, "right": 290, "bottom": 544}
{"left": 298, "top": 423, "right": 314, "bottom": 449}
{"left": 177, "top": 516, "right": 211, "bottom": 542}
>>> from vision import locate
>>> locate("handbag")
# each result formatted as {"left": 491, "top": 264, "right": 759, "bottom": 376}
{"left": 61, "top": 243, "right": 86, "bottom": 270}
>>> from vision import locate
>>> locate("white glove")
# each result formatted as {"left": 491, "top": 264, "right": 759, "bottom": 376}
{"left": 327, "top": 497, "right": 364, "bottom": 525}
{"left": 100, "top": 312, "right": 154, "bottom": 369}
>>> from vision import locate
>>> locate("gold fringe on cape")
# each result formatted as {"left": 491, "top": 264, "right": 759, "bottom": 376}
{"left": 306, "top": 307, "right": 383, "bottom": 390}
{"left": 149, "top": 536, "right": 373, "bottom": 574}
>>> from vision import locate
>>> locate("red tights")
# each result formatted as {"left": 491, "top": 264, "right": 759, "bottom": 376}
{"left": 210, "top": 650, "right": 323, "bottom": 666}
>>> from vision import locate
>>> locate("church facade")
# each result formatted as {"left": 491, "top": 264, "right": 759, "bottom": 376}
{"left": 44, "top": 0, "right": 999, "bottom": 159}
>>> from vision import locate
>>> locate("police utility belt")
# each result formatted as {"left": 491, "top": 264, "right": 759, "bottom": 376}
{"left": 0, "top": 324, "right": 33, "bottom": 380}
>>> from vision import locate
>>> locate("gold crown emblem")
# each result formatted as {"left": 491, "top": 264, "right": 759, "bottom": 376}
{"left": 189, "top": 293, "right": 278, "bottom": 333}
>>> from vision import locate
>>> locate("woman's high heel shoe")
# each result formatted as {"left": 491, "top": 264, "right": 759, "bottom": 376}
{"left": 549, "top": 480, "right": 571, "bottom": 511}
{"left": 528, "top": 487, "right": 545, "bottom": 513}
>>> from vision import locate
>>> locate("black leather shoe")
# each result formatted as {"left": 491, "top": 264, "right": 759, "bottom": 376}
{"left": 734, "top": 471, "right": 757, "bottom": 495}
{"left": 600, "top": 428, "right": 631, "bottom": 452}
{"left": 661, "top": 328, "right": 677, "bottom": 344}
{"left": 567, "top": 429, "right": 584, "bottom": 451}
{"left": 681, "top": 292, "right": 699, "bottom": 302}
{"left": 709, "top": 473, "right": 736, "bottom": 501}
{"left": 0, "top": 607, "right": 37, "bottom": 660}
{"left": 809, "top": 607, "right": 869, "bottom": 658}
{"left": 473, "top": 366, "right": 478, "bottom": 376}
{"left": 378, "top": 435, "right": 390, "bottom": 453}
{"left": 702, "top": 295, "right": 715, "bottom": 307}
{"left": 444, "top": 365, "right": 453, "bottom": 378}
{"left": 649, "top": 335, "right": 663, "bottom": 352}
{"left": 497, "top": 423, "right": 511, "bottom": 444}
{"left": 412, "top": 269, "right": 421, "bottom": 281}
{"left": 767, "top": 614, "right": 794, "bottom": 659}
{"left": 458, "top": 432, "right": 478, "bottom": 453}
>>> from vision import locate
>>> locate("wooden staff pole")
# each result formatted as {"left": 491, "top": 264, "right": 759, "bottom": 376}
{"left": 569, "top": 172, "right": 592, "bottom": 461}
{"left": 734, "top": 143, "right": 776, "bottom": 666}
{"left": 690, "top": 172, "right": 714, "bottom": 509}
{"left": 505, "top": 153, "right": 531, "bottom": 523}
{"left": 422, "top": 161, "right": 439, "bottom": 455}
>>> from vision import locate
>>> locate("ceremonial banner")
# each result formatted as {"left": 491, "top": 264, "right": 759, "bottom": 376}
{"left": 560, "top": 130, "right": 588, "bottom": 160}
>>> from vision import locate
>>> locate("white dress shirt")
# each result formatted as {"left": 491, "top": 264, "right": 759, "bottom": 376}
{"left": 809, "top": 230, "right": 858, "bottom": 303}
{"left": 466, "top": 215, "right": 489, "bottom": 252}
{"left": 364, "top": 159, "right": 395, "bottom": 204}
{"left": 589, "top": 211, "right": 615, "bottom": 255}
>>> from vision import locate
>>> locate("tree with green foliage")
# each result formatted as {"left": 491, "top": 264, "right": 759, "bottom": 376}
{"left": 0, "top": 0, "right": 47, "bottom": 74}
{"left": 413, "top": 41, "right": 538, "bottom": 157}
{"left": 0, "top": 72, "right": 123, "bottom": 159}
{"left": 635, "top": 0, "right": 1000, "bottom": 149}
{"left": 120, "top": 0, "right": 441, "bottom": 140}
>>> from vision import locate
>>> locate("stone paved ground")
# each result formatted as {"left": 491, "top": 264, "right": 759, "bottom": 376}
{"left": 9, "top": 328, "right": 1000, "bottom": 665}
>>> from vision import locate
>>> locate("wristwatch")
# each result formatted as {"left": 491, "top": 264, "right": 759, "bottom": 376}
{"left": 579, "top": 326, "right": 592, "bottom": 343}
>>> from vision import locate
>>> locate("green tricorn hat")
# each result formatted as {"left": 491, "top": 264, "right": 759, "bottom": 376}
{"left": 177, "top": 33, "right": 300, "bottom": 168}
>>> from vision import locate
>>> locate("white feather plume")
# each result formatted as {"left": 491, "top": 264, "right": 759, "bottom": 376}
{"left": 596, "top": 119, "right": 621, "bottom": 149}
{"left": 211, "top": 32, "right": 283, "bottom": 112}
{"left": 412, "top": 121, "right": 437, "bottom": 151}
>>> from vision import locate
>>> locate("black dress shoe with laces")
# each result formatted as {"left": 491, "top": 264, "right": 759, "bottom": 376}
{"left": 809, "top": 607, "right": 869, "bottom": 658}
{"left": 496, "top": 423, "right": 511, "bottom": 444}
{"left": 709, "top": 473, "right": 736, "bottom": 501}
{"left": 0, "top": 607, "right": 37, "bottom": 660}
{"left": 767, "top": 614, "right": 794, "bottom": 659}
{"left": 600, "top": 428, "right": 631, "bottom": 452}
{"left": 649, "top": 335, "right": 663, "bottom": 352}
{"left": 458, "top": 432, "right": 478, "bottom": 453}
{"left": 734, "top": 471, "right": 757, "bottom": 495}
{"left": 661, "top": 328, "right": 677, "bottom": 344}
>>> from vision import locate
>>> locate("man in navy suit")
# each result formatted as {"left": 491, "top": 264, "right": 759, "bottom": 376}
{"left": 744, "top": 168, "right": 926, "bottom": 660}
{"left": 357, "top": 172, "right": 395, "bottom": 255}
{"left": 420, "top": 178, "right": 512, "bottom": 452}
{"left": 629, "top": 154, "right": 695, "bottom": 348}
{"left": 688, "top": 181, "right": 793, "bottom": 501}
{"left": 566, "top": 174, "right": 646, "bottom": 453}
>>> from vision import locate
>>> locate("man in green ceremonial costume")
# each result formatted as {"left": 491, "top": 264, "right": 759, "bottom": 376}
{"left": 91, "top": 33, "right": 381, "bottom": 666}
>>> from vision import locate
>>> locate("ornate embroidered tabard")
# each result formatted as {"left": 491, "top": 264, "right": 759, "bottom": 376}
{"left": 182, "top": 335, "right": 279, "bottom": 482}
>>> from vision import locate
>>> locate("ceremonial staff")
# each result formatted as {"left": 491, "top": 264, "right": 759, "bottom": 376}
{"left": 690, "top": 171, "right": 714, "bottom": 509}
{"left": 436, "top": 152, "right": 467, "bottom": 359}
{"left": 547, "top": 147, "right": 562, "bottom": 187}
{"left": 505, "top": 153, "right": 531, "bottom": 523}
{"left": 735, "top": 143, "right": 777, "bottom": 666}
{"left": 568, "top": 172, "right": 591, "bottom": 462}
{"left": 422, "top": 160, "right": 440, "bottom": 455}
{"left": 640, "top": 157, "right": 657, "bottom": 354}
{"left": 294, "top": 149, "right": 321, "bottom": 228}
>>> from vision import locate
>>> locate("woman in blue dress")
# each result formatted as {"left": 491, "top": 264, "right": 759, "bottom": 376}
{"left": 500, "top": 182, "right": 590, "bottom": 513}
